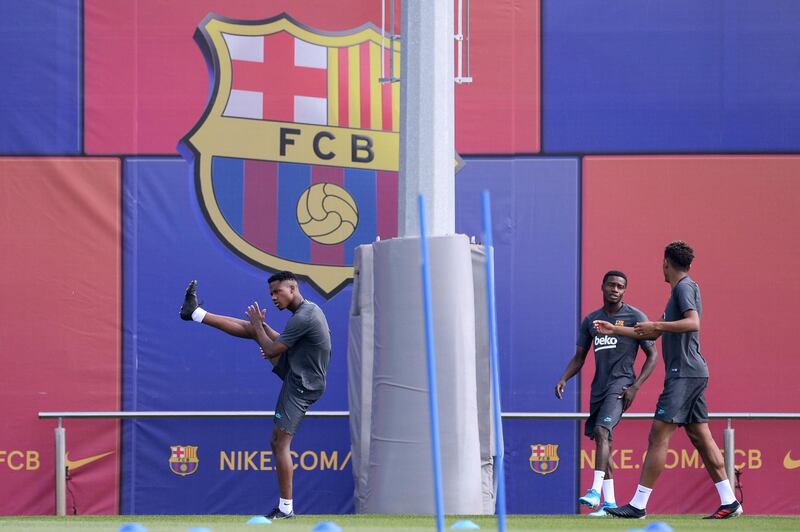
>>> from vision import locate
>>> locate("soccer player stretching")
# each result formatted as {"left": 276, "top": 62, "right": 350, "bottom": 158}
{"left": 556, "top": 271, "right": 658, "bottom": 516}
{"left": 595, "top": 242, "right": 743, "bottom": 519}
{"left": 180, "top": 271, "right": 331, "bottom": 519}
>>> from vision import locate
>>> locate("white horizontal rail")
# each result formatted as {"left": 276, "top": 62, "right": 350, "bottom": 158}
{"left": 39, "top": 411, "right": 800, "bottom": 420}
{"left": 39, "top": 410, "right": 799, "bottom": 516}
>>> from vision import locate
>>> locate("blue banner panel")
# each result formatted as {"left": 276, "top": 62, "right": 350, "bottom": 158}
{"left": 0, "top": 0, "right": 81, "bottom": 154}
{"left": 543, "top": 0, "right": 800, "bottom": 153}
{"left": 502, "top": 420, "right": 578, "bottom": 514}
{"left": 122, "top": 157, "right": 352, "bottom": 513}
{"left": 123, "top": 418, "right": 352, "bottom": 515}
{"left": 456, "top": 157, "right": 580, "bottom": 514}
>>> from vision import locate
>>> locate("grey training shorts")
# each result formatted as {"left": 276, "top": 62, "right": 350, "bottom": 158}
{"left": 655, "top": 377, "right": 709, "bottom": 426}
{"left": 274, "top": 382, "right": 322, "bottom": 435}
{"left": 585, "top": 394, "right": 624, "bottom": 442}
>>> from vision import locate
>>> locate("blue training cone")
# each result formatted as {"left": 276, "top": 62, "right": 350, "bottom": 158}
{"left": 312, "top": 521, "right": 343, "bottom": 532}
{"left": 645, "top": 523, "right": 673, "bottom": 532}
{"left": 246, "top": 515, "right": 271, "bottom": 525}
{"left": 188, "top": 528, "right": 212, "bottom": 532}
{"left": 451, "top": 520, "right": 480, "bottom": 530}
{"left": 119, "top": 524, "right": 147, "bottom": 532}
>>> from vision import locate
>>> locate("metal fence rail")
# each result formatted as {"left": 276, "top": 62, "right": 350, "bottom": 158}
{"left": 39, "top": 410, "right": 800, "bottom": 516}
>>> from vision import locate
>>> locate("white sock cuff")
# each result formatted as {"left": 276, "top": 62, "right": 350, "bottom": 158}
{"left": 715, "top": 479, "right": 736, "bottom": 505}
{"left": 602, "top": 478, "right": 616, "bottom": 503}
{"left": 591, "top": 470, "right": 606, "bottom": 492}
{"left": 630, "top": 484, "right": 653, "bottom": 510}
{"left": 191, "top": 307, "right": 207, "bottom": 323}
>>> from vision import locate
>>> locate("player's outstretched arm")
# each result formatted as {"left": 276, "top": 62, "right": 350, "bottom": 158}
{"left": 594, "top": 319, "right": 660, "bottom": 340}
{"left": 635, "top": 309, "right": 700, "bottom": 336}
{"left": 555, "top": 345, "right": 589, "bottom": 399}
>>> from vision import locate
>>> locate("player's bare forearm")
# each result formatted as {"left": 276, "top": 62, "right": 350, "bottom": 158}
{"left": 653, "top": 313, "right": 700, "bottom": 334}
{"left": 556, "top": 346, "right": 588, "bottom": 399}
{"left": 249, "top": 312, "right": 278, "bottom": 356}
{"left": 254, "top": 329, "right": 279, "bottom": 358}
{"left": 245, "top": 302, "right": 288, "bottom": 359}
{"left": 634, "top": 311, "right": 699, "bottom": 337}
{"left": 262, "top": 322, "right": 280, "bottom": 341}
{"left": 560, "top": 355, "right": 585, "bottom": 383}
{"left": 632, "top": 344, "right": 659, "bottom": 390}
{"left": 595, "top": 320, "right": 654, "bottom": 340}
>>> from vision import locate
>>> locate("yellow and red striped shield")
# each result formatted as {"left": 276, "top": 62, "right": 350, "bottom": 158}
{"left": 529, "top": 443, "right": 560, "bottom": 476}
{"left": 181, "top": 14, "right": 401, "bottom": 296}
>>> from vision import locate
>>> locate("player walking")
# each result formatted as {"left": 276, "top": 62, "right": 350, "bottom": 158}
{"left": 596, "top": 242, "right": 743, "bottom": 519}
{"left": 556, "top": 271, "right": 658, "bottom": 516}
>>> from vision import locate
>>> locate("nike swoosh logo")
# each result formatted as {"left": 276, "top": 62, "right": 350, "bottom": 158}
{"left": 65, "top": 451, "right": 114, "bottom": 471}
{"left": 783, "top": 451, "right": 800, "bottom": 470}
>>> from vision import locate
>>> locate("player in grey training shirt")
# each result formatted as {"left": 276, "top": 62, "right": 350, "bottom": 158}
{"left": 556, "top": 271, "right": 658, "bottom": 516}
{"left": 179, "top": 271, "right": 331, "bottom": 520}
{"left": 596, "top": 242, "right": 742, "bottom": 520}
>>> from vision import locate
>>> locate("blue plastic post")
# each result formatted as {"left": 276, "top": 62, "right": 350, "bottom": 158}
{"left": 417, "top": 195, "right": 445, "bottom": 532}
{"left": 482, "top": 190, "right": 506, "bottom": 532}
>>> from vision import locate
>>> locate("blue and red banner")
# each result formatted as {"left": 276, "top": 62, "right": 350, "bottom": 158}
{"left": 2, "top": 0, "right": 800, "bottom": 518}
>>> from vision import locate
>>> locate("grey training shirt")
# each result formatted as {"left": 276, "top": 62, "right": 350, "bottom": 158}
{"left": 661, "top": 276, "right": 708, "bottom": 379}
{"left": 578, "top": 304, "right": 654, "bottom": 402}
{"left": 274, "top": 300, "right": 331, "bottom": 392}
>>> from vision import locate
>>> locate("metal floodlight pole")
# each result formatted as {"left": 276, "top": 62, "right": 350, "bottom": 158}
{"left": 482, "top": 191, "right": 506, "bottom": 531}
{"left": 418, "top": 195, "right": 445, "bottom": 532}
{"left": 398, "top": 0, "right": 454, "bottom": 236}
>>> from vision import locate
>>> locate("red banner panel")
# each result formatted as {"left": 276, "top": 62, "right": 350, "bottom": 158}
{"left": 84, "top": 0, "right": 539, "bottom": 156}
{"left": 581, "top": 155, "right": 800, "bottom": 514}
{"left": 453, "top": 1, "right": 540, "bottom": 154}
{"left": 0, "top": 158, "right": 121, "bottom": 515}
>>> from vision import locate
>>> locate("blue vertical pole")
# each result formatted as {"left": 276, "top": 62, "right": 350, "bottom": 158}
{"left": 482, "top": 190, "right": 506, "bottom": 532}
{"left": 418, "top": 195, "right": 445, "bottom": 532}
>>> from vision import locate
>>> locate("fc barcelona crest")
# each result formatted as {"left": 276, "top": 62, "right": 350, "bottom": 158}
{"left": 529, "top": 443, "right": 559, "bottom": 476}
{"left": 180, "top": 13, "right": 401, "bottom": 297}
{"left": 169, "top": 445, "right": 199, "bottom": 476}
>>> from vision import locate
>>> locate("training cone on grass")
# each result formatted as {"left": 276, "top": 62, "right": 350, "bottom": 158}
{"left": 188, "top": 528, "right": 212, "bottom": 532}
{"left": 450, "top": 520, "right": 480, "bottom": 530}
{"left": 246, "top": 515, "right": 271, "bottom": 525}
{"left": 119, "top": 524, "right": 147, "bottom": 532}
{"left": 312, "top": 521, "right": 343, "bottom": 532}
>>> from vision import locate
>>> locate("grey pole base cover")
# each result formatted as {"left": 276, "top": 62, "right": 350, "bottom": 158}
{"left": 347, "top": 235, "right": 495, "bottom": 514}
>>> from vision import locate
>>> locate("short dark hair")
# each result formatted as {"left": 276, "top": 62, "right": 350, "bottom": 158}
{"left": 268, "top": 271, "right": 297, "bottom": 284}
{"left": 602, "top": 270, "right": 627, "bottom": 286}
{"left": 664, "top": 241, "right": 694, "bottom": 271}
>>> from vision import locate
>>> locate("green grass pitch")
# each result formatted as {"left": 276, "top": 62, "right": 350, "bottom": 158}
{"left": 1, "top": 514, "right": 799, "bottom": 532}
